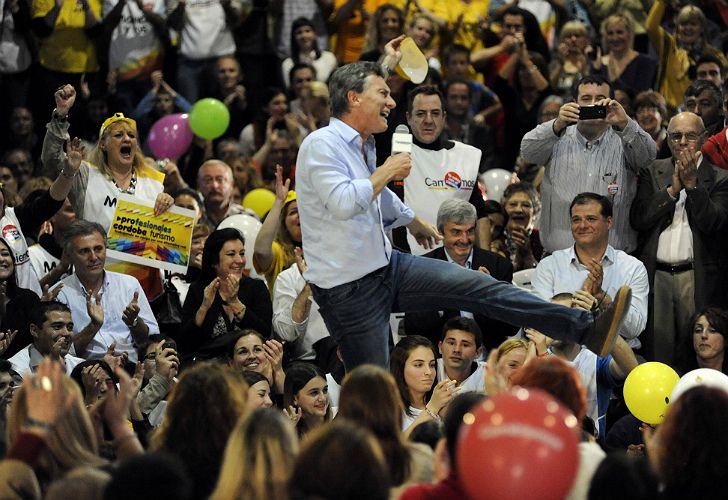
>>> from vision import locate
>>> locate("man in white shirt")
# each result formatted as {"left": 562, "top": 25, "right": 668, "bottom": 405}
{"left": 272, "top": 250, "right": 330, "bottom": 363}
{"left": 437, "top": 317, "right": 486, "bottom": 393}
{"left": 533, "top": 193, "right": 649, "bottom": 351}
{"left": 8, "top": 301, "right": 84, "bottom": 377}
{"left": 631, "top": 112, "right": 728, "bottom": 363}
{"left": 55, "top": 220, "right": 159, "bottom": 362}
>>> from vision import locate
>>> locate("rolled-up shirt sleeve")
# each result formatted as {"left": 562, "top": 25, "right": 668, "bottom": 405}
{"left": 381, "top": 187, "right": 414, "bottom": 229}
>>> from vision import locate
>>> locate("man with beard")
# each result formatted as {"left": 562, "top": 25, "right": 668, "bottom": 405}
{"left": 197, "top": 159, "right": 252, "bottom": 229}
{"left": 8, "top": 301, "right": 84, "bottom": 376}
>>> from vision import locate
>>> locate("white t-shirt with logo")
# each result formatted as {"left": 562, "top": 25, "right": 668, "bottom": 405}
{"left": 405, "top": 141, "right": 482, "bottom": 255}
{"left": 1, "top": 209, "right": 42, "bottom": 296}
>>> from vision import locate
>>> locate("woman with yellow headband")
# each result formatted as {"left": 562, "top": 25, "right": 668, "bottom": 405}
{"left": 41, "top": 85, "right": 174, "bottom": 298}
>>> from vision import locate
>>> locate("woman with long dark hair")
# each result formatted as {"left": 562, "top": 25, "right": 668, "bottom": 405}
{"left": 281, "top": 17, "right": 337, "bottom": 87}
{"left": 178, "top": 228, "right": 271, "bottom": 361}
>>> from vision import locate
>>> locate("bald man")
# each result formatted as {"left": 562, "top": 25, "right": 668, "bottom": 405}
{"left": 197, "top": 160, "right": 249, "bottom": 229}
{"left": 631, "top": 112, "right": 728, "bottom": 363}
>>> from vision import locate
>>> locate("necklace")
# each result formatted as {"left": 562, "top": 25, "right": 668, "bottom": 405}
{"left": 111, "top": 169, "right": 137, "bottom": 195}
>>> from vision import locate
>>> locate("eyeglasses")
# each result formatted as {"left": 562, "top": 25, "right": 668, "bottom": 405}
{"left": 669, "top": 132, "right": 703, "bottom": 143}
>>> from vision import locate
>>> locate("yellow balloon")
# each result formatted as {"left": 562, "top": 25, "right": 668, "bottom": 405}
{"left": 242, "top": 188, "right": 276, "bottom": 219}
{"left": 624, "top": 362, "right": 680, "bottom": 425}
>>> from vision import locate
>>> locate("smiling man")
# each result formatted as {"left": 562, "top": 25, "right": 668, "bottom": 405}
{"left": 296, "top": 53, "right": 633, "bottom": 371}
{"left": 404, "top": 199, "right": 516, "bottom": 349}
{"left": 8, "top": 301, "right": 84, "bottom": 377}
{"left": 632, "top": 112, "right": 728, "bottom": 364}
{"left": 55, "top": 220, "right": 159, "bottom": 361}
{"left": 532, "top": 193, "right": 648, "bottom": 351}
{"left": 521, "top": 74, "right": 656, "bottom": 255}
{"left": 390, "top": 85, "right": 490, "bottom": 255}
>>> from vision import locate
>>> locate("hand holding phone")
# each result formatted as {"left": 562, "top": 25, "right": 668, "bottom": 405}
{"left": 579, "top": 105, "right": 607, "bottom": 120}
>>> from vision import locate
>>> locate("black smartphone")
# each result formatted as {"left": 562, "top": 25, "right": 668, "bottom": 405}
{"left": 163, "top": 340, "right": 177, "bottom": 351}
{"left": 579, "top": 105, "right": 607, "bottom": 120}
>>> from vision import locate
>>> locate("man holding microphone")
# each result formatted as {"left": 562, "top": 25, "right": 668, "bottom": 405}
{"left": 295, "top": 36, "right": 632, "bottom": 371}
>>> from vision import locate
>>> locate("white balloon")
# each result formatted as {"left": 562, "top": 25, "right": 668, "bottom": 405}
{"left": 479, "top": 169, "right": 513, "bottom": 203}
{"left": 217, "top": 214, "right": 262, "bottom": 272}
{"left": 670, "top": 368, "right": 728, "bottom": 402}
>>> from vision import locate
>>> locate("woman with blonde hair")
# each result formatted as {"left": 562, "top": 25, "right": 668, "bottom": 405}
{"left": 150, "top": 362, "right": 248, "bottom": 499}
{"left": 41, "top": 85, "right": 174, "bottom": 298}
{"left": 3, "top": 358, "right": 142, "bottom": 495}
{"left": 210, "top": 408, "right": 298, "bottom": 500}
{"left": 360, "top": 4, "right": 404, "bottom": 61}
{"left": 549, "top": 21, "right": 591, "bottom": 100}
{"left": 595, "top": 13, "right": 657, "bottom": 94}
{"left": 646, "top": 0, "right": 728, "bottom": 111}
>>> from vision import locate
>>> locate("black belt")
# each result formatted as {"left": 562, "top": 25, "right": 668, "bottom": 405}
{"left": 656, "top": 262, "right": 693, "bottom": 274}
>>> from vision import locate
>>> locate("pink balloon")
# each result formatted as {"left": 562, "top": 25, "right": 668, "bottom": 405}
{"left": 147, "top": 113, "right": 194, "bottom": 160}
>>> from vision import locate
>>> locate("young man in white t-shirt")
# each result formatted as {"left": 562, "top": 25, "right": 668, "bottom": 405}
{"left": 437, "top": 317, "right": 486, "bottom": 393}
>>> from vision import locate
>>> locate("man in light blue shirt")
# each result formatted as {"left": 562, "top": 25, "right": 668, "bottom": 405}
{"left": 532, "top": 193, "right": 649, "bottom": 350}
{"left": 296, "top": 55, "right": 633, "bottom": 370}
{"left": 55, "top": 220, "right": 158, "bottom": 362}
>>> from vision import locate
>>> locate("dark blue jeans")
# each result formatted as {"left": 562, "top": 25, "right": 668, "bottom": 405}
{"left": 312, "top": 250, "right": 593, "bottom": 369}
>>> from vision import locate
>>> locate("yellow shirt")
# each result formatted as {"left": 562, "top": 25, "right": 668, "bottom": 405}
{"left": 446, "top": 0, "right": 490, "bottom": 51}
{"left": 253, "top": 240, "right": 292, "bottom": 296}
{"left": 33, "top": 0, "right": 100, "bottom": 73}
{"left": 332, "top": 0, "right": 391, "bottom": 63}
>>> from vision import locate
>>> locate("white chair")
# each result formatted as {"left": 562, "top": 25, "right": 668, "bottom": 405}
{"left": 512, "top": 269, "right": 535, "bottom": 291}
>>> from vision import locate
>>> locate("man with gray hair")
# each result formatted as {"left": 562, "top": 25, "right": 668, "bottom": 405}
{"left": 296, "top": 45, "right": 632, "bottom": 371}
{"left": 54, "top": 220, "right": 159, "bottom": 361}
{"left": 197, "top": 159, "right": 251, "bottom": 229}
{"left": 404, "top": 199, "right": 517, "bottom": 348}
{"left": 631, "top": 112, "right": 728, "bottom": 364}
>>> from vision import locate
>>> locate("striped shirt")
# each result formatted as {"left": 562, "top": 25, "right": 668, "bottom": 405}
{"left": 521, "top": 118, "right": 656, "bottom": 253}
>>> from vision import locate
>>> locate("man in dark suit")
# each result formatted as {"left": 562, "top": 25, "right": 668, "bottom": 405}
{"left": 404, "top": 199, "right": 516, "bottom": 350}
{"left": 631, "top": 112, "right": 728, "bottom": 364}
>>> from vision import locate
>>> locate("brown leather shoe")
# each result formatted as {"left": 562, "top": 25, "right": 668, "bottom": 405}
{"left": 582, "top": 286, "right": 632, "bottom": 357}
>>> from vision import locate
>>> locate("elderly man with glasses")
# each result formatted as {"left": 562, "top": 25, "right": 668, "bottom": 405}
{"left": 631, "top": 112, "right": 728, "bottom": 364}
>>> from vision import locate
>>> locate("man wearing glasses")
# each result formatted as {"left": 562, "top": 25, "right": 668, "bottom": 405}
{"left": 631, "top": 112, "right": 728, "bottom": 364}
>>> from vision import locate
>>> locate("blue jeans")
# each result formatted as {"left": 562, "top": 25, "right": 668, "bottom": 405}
{"left": 311, "top": 250, "right": 594, "bottom": 369}
{"left": 176, "top": 56, "right": 215, "bottom": 103}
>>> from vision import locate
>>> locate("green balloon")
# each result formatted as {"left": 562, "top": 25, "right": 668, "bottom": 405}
{"left": 189, "top": 98, "right": 230, "bottom": 140}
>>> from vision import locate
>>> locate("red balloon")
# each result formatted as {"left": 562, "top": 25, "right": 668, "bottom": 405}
{"left": 457, "top": 388, "right": 581, "bottom": 500}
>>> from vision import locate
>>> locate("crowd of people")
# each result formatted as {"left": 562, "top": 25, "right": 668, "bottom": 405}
{"left": 2, "top": 0, "right": 728, "bottom": 498}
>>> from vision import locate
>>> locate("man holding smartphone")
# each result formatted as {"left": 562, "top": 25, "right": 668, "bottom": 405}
{"left": 520, "top": 75, "right": 656, "bottom": 256}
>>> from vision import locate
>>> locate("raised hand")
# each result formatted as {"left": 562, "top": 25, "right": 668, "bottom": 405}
{"left": 0, "top": 330, "right": 18, "bottom": 357}
{"left": 283, "top": 405, "right": 302, "bottom": 425}
{"left": 23, "top": 359, "right": 77, "bottom": 439}
{"left": 54, "top": 85, "right": 76, "bottom": 115}
{"left": 219, "top": 274, "right": 240, "bottom": 302}
{"left": 202, "top": 278, "right": 220, "bottom": 308}
{"left": 86, "top": 289, "right": 104, "bottom": 327}
{"left": 294, "top": 247, "right": 307, "bottom": 275}
{"left": 122, "top": 291, "right": 141, "bottom": 327}
{"left": 676, "top": 148, "right": 699, "bottom": 189}
{"left": 41, "top": 283, "right": 63, "bottom": 302}
{"left": 274, "top": 164, "right": 292, "bottom": 204}
{"left": 155, "top": 340, "right": 179, "bottom": 381}
{"left": 263, "top": 339, "right": 284, "bottom": 373}
{"left": 428, "top": 379, "right": 458, "bottom": 415}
